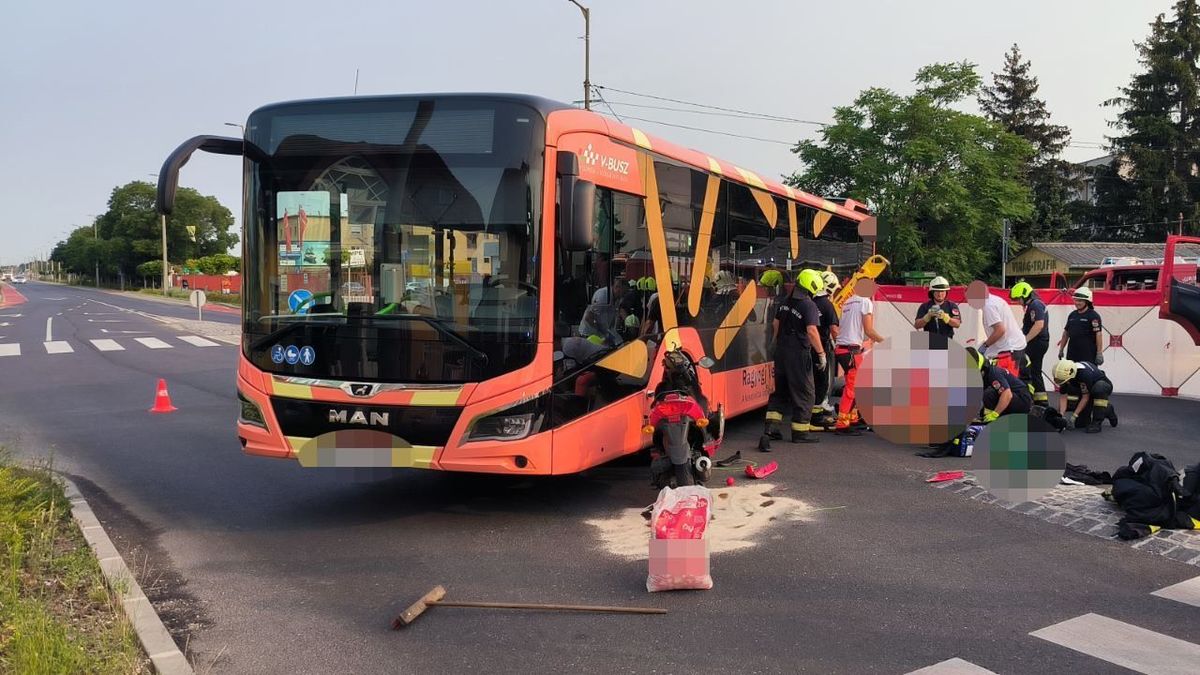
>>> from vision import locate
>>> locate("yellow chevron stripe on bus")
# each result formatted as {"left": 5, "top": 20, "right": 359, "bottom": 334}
{"left": 813, "top": 210, "right": 833, "bottom": 238}
{"left": 408, "top": 390, "right": 463, "bottom": 406}
{"left": 750, "top": 188, "right": 778, "bottom": 227}
{"left": 272, "top": 381, "right": 315, "bottom": 399}
{"left": 640, "top": 153, "right": 677, "bottom": 331}
{"left": 713, "top": 281, "right": 759, "bottom": 359}
{"left": 707, "top": 156, "right": 722, "bottom": 174}
{"left": 631, "top": 128, "right": 652, "bottom": 150}
{"left": 734, "top": 167, "right": 766, "bottom": 189}
{"left": 687, "top": 174, "right": 722, "bottom": 317}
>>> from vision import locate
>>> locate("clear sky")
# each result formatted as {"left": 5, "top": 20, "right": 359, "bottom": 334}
{"left": 0, "top": 0, "right": 1173, "bottom": 265}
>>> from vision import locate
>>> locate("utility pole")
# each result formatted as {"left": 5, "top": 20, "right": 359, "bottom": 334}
{"left": 1001, "top": 219, "right": 1009, "bottom": 289}
{"left": 567, "top": 0, "right": 591, "bottom": 110}
{"left": 162, "top": 213, "right": 169, "bottom": 296}
{"left": 90, "top": 214, "right": 100, "bottom": 288}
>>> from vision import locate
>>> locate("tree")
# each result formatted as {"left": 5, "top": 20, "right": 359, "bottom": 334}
{"left": 980, "top": 44, "right": 1080, "bottom": 246}
{"left": 1097, "top": 0, "right": 1200, "bottom": 241}
{"left": 53, "top": 180, "right": 238, "bottom": 281}
{"left": 787, "top": 62, "right": 1034, "bottom": 283}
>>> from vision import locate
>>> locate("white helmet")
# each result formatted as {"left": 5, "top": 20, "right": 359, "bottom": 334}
{"left": 929, "top": 276, "right": 950, "bottom": 292}
{"left": 713, "top": 270, "right": 737, "bottom": 293}
{"left": 1073, "top": 286, "right": 1093, "bottom": 303}
{"left": 1053, "top": 359, "right": 1079, "bottom": 385}
{"left": 821, "top": 270, "right": 841, "bottom": 295}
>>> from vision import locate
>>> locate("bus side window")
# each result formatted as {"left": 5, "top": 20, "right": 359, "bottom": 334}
{"left": 726, "top": 182, "right": 774, "bottom": 368}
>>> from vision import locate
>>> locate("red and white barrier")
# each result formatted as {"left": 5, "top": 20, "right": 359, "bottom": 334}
{"left": 871, "top": 285, "right": 1200, "bottom": 399}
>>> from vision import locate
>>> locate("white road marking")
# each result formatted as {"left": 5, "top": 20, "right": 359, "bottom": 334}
{"left": 177, "top": 335, "right": 218, "bottom": 347}
{"left": 45, "top": 317, "right": 52, "bottom": 342}
{"left": 0, "top": 314, "right": 22, "bottom": 318}
{"left": 44, "top": 341, "right": 73, "bottom": 354}
{"left": 100, "top": 328, "right": 148, "bottom": 335}
{"left": 0, "top": 323, "right": 9, "bottom": 327}
{"left": 134, "top": 337, "right": 172, "bottom": 349}
{"left": 906, "top": 658, "right": 996, "bottom": 674}
{"left": 0, "top": 344, "right": 19, "bottom": 357}
{"left": 1031, "top": 613, "right": 1200, "bottom": 675}
{"left": 90, "top": 339, "right": 125, "bottom": 352}
{"left": 1152, "top": 575, "right": 1200, "bottom": 608}
{"left": 87, "top": 319, "right": 126, "bottom": 323}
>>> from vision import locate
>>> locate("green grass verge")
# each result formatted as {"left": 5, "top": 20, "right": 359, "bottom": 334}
{"left": 136, "top": 287, "right": 241, "bottom": 306}
{"left": 0, "top": 456, "right": 148, "bottom": 674}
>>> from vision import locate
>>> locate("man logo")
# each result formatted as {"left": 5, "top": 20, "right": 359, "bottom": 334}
{"left": 328, "top": 409, "right": 390, "bottom": 426}
{"left": 341, "top": 382, "right": 377, "bottom": 397}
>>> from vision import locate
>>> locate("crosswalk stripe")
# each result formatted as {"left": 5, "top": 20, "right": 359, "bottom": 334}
{"left": 1031, "top": 612, "right": 1200, "bottom": 674}
{"left": 90, "top": 339, "right": 125, "bottom": 352}
{"left": 134, "top": 337, "right": 172, "bottom": 350}
{"left": 1152, "top": 575, "right": 1200, "bottom": 608}
{"left": 0, "top": 344, "right": 19, "bottom": 357}
{"left": 906, "top": 657, "right": 996, "bottom": 674}
{"left": 44, "top": 341, "right": 73, "bottom": 354}
{"left": 177, "top": 335, "right": 219, "bottom": 347}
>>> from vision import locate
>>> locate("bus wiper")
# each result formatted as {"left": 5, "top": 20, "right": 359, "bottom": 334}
{"left": 249, "top": 315, "right": 345, "bottom": 351}
{"left": 350, "top": 314, "right": 489, "bottom": 364}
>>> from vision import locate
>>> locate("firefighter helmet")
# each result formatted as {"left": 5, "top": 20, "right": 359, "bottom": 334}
{"left": 1073, "top": 286, "right": 1093, "bottom": 303}
{"left": 929, "top": 276, "right": 950, "bottom": 292}
{"left": 821, "top": 270, "right": 841, "bottom": 295}
{"left": 1010, "top": 281, "right": 1034, "bottom": 301}
{"left": 797, "top": 269, "right": 823, "bottom": 296}
{"left": 1053, "top": 359, "right": 1079, "bottom": 385}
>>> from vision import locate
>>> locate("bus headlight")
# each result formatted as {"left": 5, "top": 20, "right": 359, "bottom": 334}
{"left": 467, "top": 396, "right": 546, "bottom": 442}
{"left": 238, "top": 390, "right": 267, "bottom": 429}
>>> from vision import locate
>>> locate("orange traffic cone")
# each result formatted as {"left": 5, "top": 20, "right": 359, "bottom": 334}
{"left": 150, "top": 378, "right": 177, "bottom": 413}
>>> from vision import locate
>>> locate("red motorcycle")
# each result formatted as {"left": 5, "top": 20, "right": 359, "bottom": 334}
{"left": 643, "top": 348, "right": 724, "bottom": 488}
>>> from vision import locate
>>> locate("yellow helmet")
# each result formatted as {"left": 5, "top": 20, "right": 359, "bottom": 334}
{"left": 797, "top": 269, "right": 823, "bottom": 296}
{"left": 1053, "top": 359, "right": 1078, "bottom": 385}
{"left": 1073, "top": 286, "right": 1093, "bottom": 303}
{"left": 1010, "top": 281, "right": 1033, "bottom": 301}
{"left": 965, "top": 346, "right": 986, "bottom": 371}
{"left": 759, "top": 269, "right": 784, "bottom": 288}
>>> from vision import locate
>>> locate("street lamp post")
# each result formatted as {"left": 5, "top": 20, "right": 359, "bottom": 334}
{"left": 567, "top": 0, "right": 591, "bottom": 110}
{"left": 146, "top": 173, "right": 170, "bottom": 296}
{"left": 89, "top": 214, "right": 99, "bottom": 288}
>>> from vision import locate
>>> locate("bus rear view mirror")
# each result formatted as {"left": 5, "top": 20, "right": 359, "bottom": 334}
{"left": 557, "top": 150, "right": 595, "bottom": 251}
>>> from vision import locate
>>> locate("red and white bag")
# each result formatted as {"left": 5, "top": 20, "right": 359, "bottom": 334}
{"left": 646, "top": 485, "right": 713, "bottom": 592}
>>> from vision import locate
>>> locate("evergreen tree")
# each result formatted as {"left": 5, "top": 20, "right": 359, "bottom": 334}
{"left": 1098, "top": 0, "right": 1200, "bottom": 241}
{"left": 979, "top": 44, "right": 1078, "bottom": 247}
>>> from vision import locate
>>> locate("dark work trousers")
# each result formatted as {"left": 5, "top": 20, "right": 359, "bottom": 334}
{"left": 812, "top": 336, "right": 835, "bottom": 412}
{"left": 766, "top": 336, "right": 816, "bottom": 431}
{"left": 1063, "top": 379, "right": 1113, "bottom": 427}
{"left": 982, "top": 384, "right": 1034, "bottom": 417}
{"left": 1024, "top": 340, "right": 1049, "bottom": 404}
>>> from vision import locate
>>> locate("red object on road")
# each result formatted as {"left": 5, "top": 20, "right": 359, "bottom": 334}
{"left": 725, "top": 477, "right": 735, "bottom": 486}
{"left": 744, "top": 461, "right": 778, "bottom": 479}
{"left": 150, "top": 378, "right": 177, "bottom": 413}
{"left": 926, "top": 470, "right": 965, "bottom": 483}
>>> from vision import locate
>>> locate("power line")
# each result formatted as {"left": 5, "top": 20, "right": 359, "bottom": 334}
{"left": 611, "top": 114, "right": 796, "bottom": 146}
{"left": 590, "top": 86, "right": 624, "bottom": 124}
{"left": 603, "top": 99, "right": 819, "bottom": 123}
{"left": 593, "top": 84, "right": 827, "bottom": 126}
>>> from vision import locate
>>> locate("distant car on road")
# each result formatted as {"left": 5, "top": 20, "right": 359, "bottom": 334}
{"left": 11, "top": 275, "right": 27, "bottom": 284}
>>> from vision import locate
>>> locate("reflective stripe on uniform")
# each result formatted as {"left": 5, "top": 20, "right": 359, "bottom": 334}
{"left": 1094, "top": 399, "right": 1109, "bottom": 408}
{"left": 791, "top": 422, "right": 808, "bottom": 431}
{"left": 765, "top": 411, "right": 783, "bottom": 422}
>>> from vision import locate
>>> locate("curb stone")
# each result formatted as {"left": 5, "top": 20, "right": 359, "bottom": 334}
{"left": 61, "top": 477, "right": 194, "bottom": 675}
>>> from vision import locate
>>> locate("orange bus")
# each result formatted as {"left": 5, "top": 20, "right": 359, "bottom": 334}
{"left": 157, "top": 94, "right": 873, "bottom": 475}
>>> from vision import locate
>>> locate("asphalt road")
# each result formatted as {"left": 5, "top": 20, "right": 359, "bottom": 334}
{"left": 3, "top": 280, "right": 1200, "bottom": 674}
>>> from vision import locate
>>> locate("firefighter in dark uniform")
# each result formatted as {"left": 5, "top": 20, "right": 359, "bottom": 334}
{"left": 914, "top": 276, "right": 961, "bottom": 339}
{"left": 760, "top": 269, "right": 826, "bottom": 450}
{"left": 1057, "top": 286, "right": 1105, "bottom": 366}
{"left": 1011, "top": 281, "right": 1050, "bottom": 406}
{"left": 809, "top": 269, "right": 840, "bottom": 430}
{"left": 968, "top": 346, "right": 1033, "bottom": 420}
{"left": 920, "top": 347, "right": 1031, "bottom": 457}
{"left": 1053, "top": 358, "right": 1118, "bottom": 433}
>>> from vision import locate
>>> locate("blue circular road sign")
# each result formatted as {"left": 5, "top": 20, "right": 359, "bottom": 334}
{"left": 288, "top": 289, "right": 314, "bottom": 314}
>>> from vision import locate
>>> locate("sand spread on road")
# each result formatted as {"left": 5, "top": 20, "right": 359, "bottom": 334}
{"left": 585, "top": 482, "right": 818, "bottom": 558}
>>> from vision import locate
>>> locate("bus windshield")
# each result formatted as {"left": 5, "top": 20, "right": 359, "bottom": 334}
{"left": 242, "top": 97, "right": 544, "bottom": 383}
